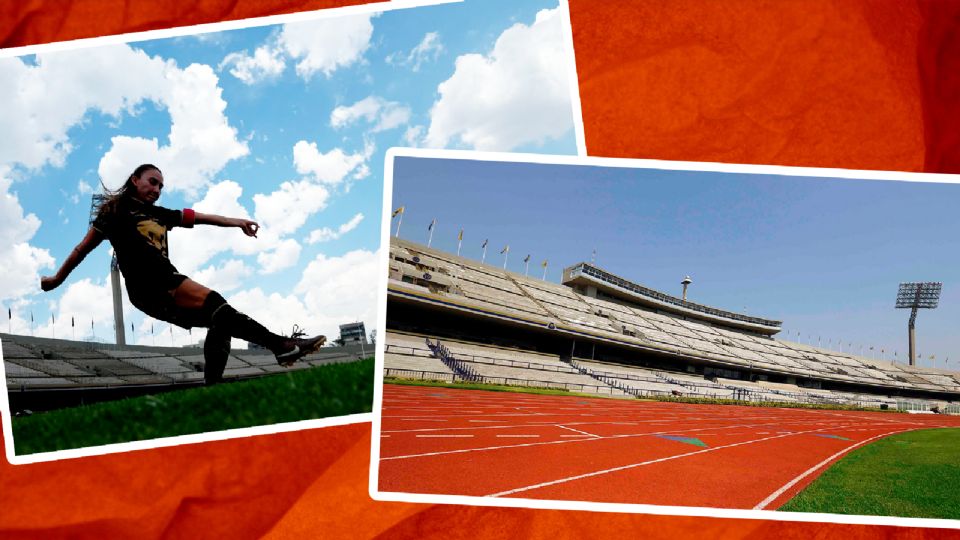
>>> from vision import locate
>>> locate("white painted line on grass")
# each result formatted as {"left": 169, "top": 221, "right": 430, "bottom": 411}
{"left": 753, "top": 428, "right": 911, "bottom": 510}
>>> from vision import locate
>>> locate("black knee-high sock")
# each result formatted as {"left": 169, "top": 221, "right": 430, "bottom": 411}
{"left": 202, "top": 292, "right": 286, "bottom": 351}
{"left": 203, "top": 326, "right": 231, "bottom": 385}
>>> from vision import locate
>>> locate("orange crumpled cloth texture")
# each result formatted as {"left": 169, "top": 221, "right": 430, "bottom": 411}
{"left": 2, "top": 0, "right": 960, "bottom": 538}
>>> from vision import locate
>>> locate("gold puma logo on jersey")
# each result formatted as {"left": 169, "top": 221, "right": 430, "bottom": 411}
{"left": 137, "top": 219, "right": 168, "bottom": 256}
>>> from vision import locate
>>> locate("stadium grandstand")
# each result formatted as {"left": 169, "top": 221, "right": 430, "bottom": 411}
{"left": 384, "top": 237, "right": 960, "bottom": 414}
{"left": 2, "top": 333, "right": 368, "bottom": 413}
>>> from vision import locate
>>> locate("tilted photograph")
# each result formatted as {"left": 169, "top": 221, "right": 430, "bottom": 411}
{"left": 0, "top": 0, "right": 580, "bottom": 460}
{"left": 373, "top": 150, "right": 960, "bottom": 523}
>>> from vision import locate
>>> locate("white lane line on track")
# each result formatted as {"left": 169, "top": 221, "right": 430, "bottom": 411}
{"left": 469, "top": 420, "right": 501, "bottom": 423}
{"left": 560, "top": 435, "right": 593, "bottom": 438}
{"left": 487, "top": 427, "right": 837, "bottom": 498}
{"left": 496, "top": 435, "right": 540, "bottom": 438}
{"left": 556, "top": 425, "right": 600, "bottom": 438}
{"left": 381, "top": 421, "right": 801, "bottom": 461}
{"left": 401, "top": 419, "right": 447, "bottom": 422}
{"left": 753, "top": 428, "right": 913, "bottom": 510}
{"left": 415, "top": 435, "right": 475, "bottom": 438}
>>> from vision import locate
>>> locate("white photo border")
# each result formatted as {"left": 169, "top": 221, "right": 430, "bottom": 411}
{"left": 0, "top": 0, "right": 462, "bottom": 466}
{"left": 368, "top": 146, "right": 960, "bottom": 531}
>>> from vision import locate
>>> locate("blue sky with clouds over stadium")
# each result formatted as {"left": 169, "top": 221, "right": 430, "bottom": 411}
{"left": 0, "top": 0, "right": 577, "bottom": 347}
{"left": 391, "top": 156, "right": 960, "bottom": 372}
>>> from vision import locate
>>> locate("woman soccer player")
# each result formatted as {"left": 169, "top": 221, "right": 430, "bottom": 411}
{"left": 40, "top": 164, "right": 325, "bottom": 384}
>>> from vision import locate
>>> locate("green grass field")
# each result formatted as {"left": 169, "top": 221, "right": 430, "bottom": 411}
{"left": 385, "top": 377, "right": 891, "bottom": 412}
{"left": 385, "top": 376, "right": 623, "bottom": 399}
{"left": 13, "top": 358, "right": 374, "bottom": 455}
{"left": 781, "top": 428, "right": 960, "bottom": 519}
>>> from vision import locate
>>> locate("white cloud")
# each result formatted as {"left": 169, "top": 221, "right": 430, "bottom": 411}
{"left": 55, "top": 277, "right": 115, "bottom": 340}
{"left": 170, "top": 176, "right": 332, "bottom": 278}
{"left": 97, "top": 61, "right": 249, "bottom": 198}
{"left": 253, "top": 179, "right": 330, "bottom": 237}
{"left": 219, "top": 45, "right": 286, "bottom": 84}
{"left": 330, "top": 96, "right": 411, "bottom": 133}
{"left": 292, "top": 141, "right": 370, "bottom": 185}
{"left": 0, "top": 174, "right": 55, "bottom": 302}
{"left": 425, "top": 8, "right": 573, "bottom": 151}
{"left": 307, "top": 212, "right": 364, "bottom": 244}
{"left": 191, "top": 259, "right": 253, "bottom": 293}
{"left": 387, "top": 31, "right": 443, "bottom": 72}
{"left": 0, "top": 46, "right": 166, "bottom": 171}
{"left": 227, "top": 287, "right": 312, "bottom": 346}
{"left": 2, "top": 45, "right": 246, "bottom": 198}
{"left": 403, "top": 125, "right": 425, "bottom": 147}
{"left": 169, "top": 180, "right": 260, "bottom": 275}
{"left": 278, "top": 14, "right": 374, "bottom": 79}
{"left": 77, "top": 180, "right": 94, "bottom": 195}
{"left": 295, "top": 248, "right": 379, "bottom": 338}
{"left": 220, "top": 248, "right": 379, "bottom": 347}
{"left": 257, "top": 238, "right": 302, "bottom": 274}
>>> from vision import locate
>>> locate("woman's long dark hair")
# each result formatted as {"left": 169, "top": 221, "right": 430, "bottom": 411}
{"left": 93, "top": 164, "right": 161, "bottom": 220}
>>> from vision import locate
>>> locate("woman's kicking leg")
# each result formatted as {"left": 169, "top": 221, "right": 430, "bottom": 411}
{"left": 172, "top": 278, "right": 325, "bottom": 381}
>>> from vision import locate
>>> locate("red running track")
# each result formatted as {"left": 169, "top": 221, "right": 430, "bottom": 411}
{"left": 377, "top": 384, "right": 960, "bottom": 509}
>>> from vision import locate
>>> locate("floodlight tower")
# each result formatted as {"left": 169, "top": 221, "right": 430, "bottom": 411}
{"left": 895, "top": 282, "right": 942, "bottom": 366}
{"left": 90, "top": 195, "right": 126, "bottom": 345}
{"left": 681, "top": 276, "right": 692, "bottom": 301}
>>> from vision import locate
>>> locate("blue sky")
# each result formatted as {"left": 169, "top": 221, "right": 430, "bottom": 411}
{"left": 0, "top": 0, "right": 577, "bottom": 347}
{"left": 391, "top": 156, "right": 960, "bottom": 371}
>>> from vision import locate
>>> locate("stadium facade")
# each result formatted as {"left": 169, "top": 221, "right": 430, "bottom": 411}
{"left": 384, "top": 238, "right": 960, "bottom": 412}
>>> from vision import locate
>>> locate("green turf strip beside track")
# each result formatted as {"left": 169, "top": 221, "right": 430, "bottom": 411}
{"left": 384, "top": 377, "right": 620, "bottom": 399}
{"left": 780, "top": 428, "right": 960, "bottom": 519}
{"left": 13, "top": 358, "right": 374, "bottom": 455}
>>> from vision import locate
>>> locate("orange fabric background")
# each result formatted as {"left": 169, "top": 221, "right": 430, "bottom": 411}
{"left": 2, "top": 0, "right": 960, "bottom": 537}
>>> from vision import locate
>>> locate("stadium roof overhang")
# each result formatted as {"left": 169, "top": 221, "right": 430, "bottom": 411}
{"left": 386, "top": 284, "right": 960, "bottom": 400}
{"left": 562, "top": 263, "right": 782, "bottom": 335}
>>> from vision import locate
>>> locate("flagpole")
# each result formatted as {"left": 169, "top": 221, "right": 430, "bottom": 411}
{"left": 525, "top": 259, "right": 529, "bottom": 276}
{"left": 457, "top": 230, "right": 463, "bottom": 257}
{"left": 482, "top": 241, "right": 488, "bottom": 264}
{"left": 502, "top": 246, "right": 509, "bottom": 269}
{"left": 393, "top": 207, "right": 405, "bottom": 238}
{"left": 427, "top": 218, "right": 436, "bottom": 247}
{"left": 541, "top": 260, "right": 548, "bottom": 280}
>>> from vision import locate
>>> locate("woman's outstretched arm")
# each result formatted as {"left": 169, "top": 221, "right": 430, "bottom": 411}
{"left": 194, "top": 212, "right": 259, "bottom": 238}
{"left": 40, "top": 227, "right": 105, "bottom": 291}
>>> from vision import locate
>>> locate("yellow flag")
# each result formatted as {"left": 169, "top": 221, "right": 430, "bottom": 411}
{"left": 392, "top": 206, "right": 405, "bottom": 217}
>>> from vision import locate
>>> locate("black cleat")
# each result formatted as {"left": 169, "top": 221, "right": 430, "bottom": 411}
{"left": 274, "top": 326, "right": 326, "bottom": 367}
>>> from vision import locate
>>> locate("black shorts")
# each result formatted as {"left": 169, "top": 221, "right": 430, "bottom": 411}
{"left": 127, "top": 274, "right": 207, "bottom": 330}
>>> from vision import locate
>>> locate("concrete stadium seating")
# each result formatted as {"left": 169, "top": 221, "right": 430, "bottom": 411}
{"left": 3, "top": 333, "right": 367, "bottom": 392}
{"left": 386, "top": 238, "right": 960, "bottom": 406}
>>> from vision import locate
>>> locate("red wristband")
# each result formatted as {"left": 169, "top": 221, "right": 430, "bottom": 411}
{"left": 182, "top": 208, "right": 196, "bottom": 228}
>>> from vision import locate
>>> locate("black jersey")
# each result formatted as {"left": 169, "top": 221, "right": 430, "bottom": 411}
{"left": 92, "top": 197, "right": 195, "bottom": 295}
